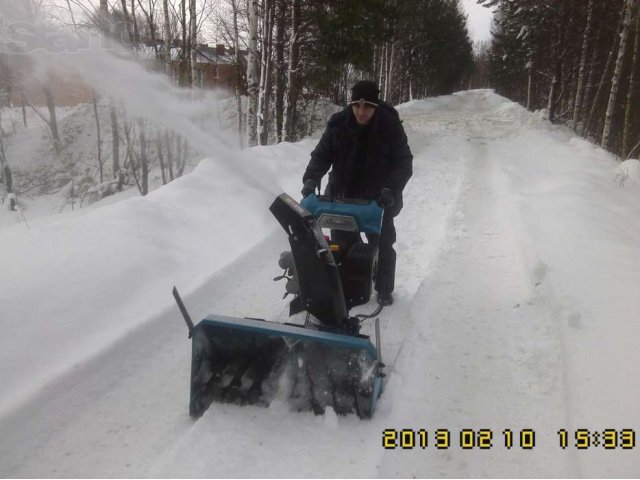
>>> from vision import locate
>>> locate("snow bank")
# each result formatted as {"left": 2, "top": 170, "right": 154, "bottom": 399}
{"left": 0, "top": 140, "right": 308, "bottom": 416}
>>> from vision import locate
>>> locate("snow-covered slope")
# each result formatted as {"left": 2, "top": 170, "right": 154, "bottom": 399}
{"left": 1, "top": 90, "right": 640, "bottom": 477}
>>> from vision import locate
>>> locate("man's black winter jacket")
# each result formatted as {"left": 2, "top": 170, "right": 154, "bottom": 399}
{"left": 302, "top": 102, "right": 413, "bottom": 216}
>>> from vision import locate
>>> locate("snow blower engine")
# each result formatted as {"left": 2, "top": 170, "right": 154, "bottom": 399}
{"left": 173, "top": 193, "right": 386, "bottom": 419}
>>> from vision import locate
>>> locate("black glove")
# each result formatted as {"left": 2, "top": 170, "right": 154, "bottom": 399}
{"left": 378, "top": 187, "right": 394, "bottom": 210}
{"left": 301, "top": 179, "right": 317, "bottom": 198}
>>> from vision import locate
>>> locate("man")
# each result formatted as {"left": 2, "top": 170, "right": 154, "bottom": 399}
{"left": 301, "top": 80, "right": 413, "bottom": 306}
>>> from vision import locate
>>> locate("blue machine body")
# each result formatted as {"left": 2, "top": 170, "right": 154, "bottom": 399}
{"left": 189, "top": 315, "right": 383, "bottom": 418}
{"left": 300, "top": 195, "right": 383, "bottom": 235}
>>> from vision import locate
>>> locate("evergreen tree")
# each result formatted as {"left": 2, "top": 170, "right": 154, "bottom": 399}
{"left": 481, "top": 0, "right": 639, "bottom": 158}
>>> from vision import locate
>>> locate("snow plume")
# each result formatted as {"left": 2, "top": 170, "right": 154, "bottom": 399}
{"left": 0, "top": 0, "right": 279, "bottom": 200}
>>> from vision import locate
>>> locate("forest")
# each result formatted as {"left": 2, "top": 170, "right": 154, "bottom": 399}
{"left": 0, "top": 0, "right": 638, "bottom": 206}
{"left": 481, "top": 0, "right": 640, "bottom": 160}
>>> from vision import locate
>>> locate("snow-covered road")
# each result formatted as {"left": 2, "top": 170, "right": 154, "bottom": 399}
{"left": 2, "top": 90, "right": 640, "bottom": 477}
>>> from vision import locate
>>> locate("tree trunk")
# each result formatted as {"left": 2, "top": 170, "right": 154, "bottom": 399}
{"left": 181, "top": 0, "right": 189, "bottom": 85}
{"left": 120, "top": 0, "right": 133, "bottom": 44}
{"left": 190, "top": 0, "right": 198, "bottom": 87}
{"left": 284, "top": 0, "right": 300, "bottom": 142}
{"left": 110, "top": 101, "right": 120, "bottom": 180}
{"left": 547, "top": 0, "right": 566, "bottom": 123}
{"left": 21, "top": 91, "right": 27, "bottom": 127}
{"left": 157, "top": 131, "right": 167, "bottom": 185}
{"left": 42, "top": 84, "right": 60, "bottom": 153}
{"left": 622, "top": 7, "right": 640, "bottom": 158}
{"left": 581, "top": 21, "right": 601, "bottom": 135}
{"left": 573, "top": 0, "right": 593, "bottom": 127}
{"left": 137, "top": 0, "right": 158, "bottom": 58}
{"left": 123, "top": 120, "right": 143, "bottom": 194}
{"left": 627, "top": 136, "right": 640, "bottom": 160}
{"left": 584, "top": 14, "right": 622, "bottom": 139}
{"left": 92, "top": 92, "right": 103, "bottom": 183}
{"left": 247, "top": 0, "right": 259, "bottom": 146}
{"left": 167, "top": 132, "right": 175, "bottom": 181}
{"left": 131, "top": 0, "right": 139, "bottom": 45}
{"left": 547, "top": 71, "right": 560, "bottom": 122}
{"left": 100, "top": 0, "right": 109, "bottom": 30}
{"left": 258, "top": 0, "right": 274, "bottom": 145}
{"left": 377, "top": 44, "right": 385, "bottom": 89}
{"left": 601, "top": 0, "right": 634, "bottom": 151}
{"left": 138, "top": 119, "right": 148, "bottom": 195}
{"left": 163, "top": 0, "right": 172, "bottom": 77}
{"left": 387, "top": 42, "right": 395, "bottom": 102}
{"left": 0, "top": 133, "right": 12, "bottom": 193}
{"left": 178, "top": 136, "right": 187, "bottom": 177}
{"left": 230, "top": 0, "right": 244, "bottom": 145}
{"left": 380, "top": 43, "right": 387, "bottom": 97}
{"left": 526, "top": 57, "right": 533, "bottom": 110}
{"left": 1, "top": 164, "right": 12, "bottom": 194}
{"left": 273, "top": 0, "right": 285, "bottom": 143}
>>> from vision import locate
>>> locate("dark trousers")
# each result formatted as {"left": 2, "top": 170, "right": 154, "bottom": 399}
{"left": 331, "top": 213, "right": 397, "bottom": 294}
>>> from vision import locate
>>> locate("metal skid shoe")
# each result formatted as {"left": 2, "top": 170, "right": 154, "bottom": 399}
{"left": 174, "top": 193, "right": 385, "bottom": 419}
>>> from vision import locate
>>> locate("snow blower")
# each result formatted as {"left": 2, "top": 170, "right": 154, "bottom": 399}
{"left": 173, "top": 193, "right": 386, "bottom": 419}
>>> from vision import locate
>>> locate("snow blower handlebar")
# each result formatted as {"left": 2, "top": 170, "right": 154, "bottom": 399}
{"left": 173, "top": 286, "right": 194, "bottom": 338}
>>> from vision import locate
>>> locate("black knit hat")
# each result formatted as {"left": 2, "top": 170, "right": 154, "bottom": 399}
{"left": 350, "top": 80, "right": 380, "bottom": 107}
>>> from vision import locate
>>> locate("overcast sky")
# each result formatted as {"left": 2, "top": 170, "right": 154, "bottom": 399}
{"left": 460, "top": 0, "right": 495, "bottom": 44}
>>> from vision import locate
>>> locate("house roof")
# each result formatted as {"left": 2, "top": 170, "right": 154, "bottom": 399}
{"left": 139, "top": 42, "right": 240, "bottom": 65}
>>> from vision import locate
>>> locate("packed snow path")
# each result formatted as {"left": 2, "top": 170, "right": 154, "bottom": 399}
{"left": 2, "top": 90, "right": 640, "bottom": 477}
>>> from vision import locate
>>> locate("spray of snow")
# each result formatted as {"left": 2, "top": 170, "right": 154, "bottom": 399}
{"left": 0, "top": 1, "right": 279, "bottom": 200}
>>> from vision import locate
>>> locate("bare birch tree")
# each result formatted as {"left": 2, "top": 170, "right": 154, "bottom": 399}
{"left": 190, "top": 0, "right": 198, "bottom": 87}
{"left": 166, "top": 132, "right": 175, "bottom": 181}
{"left": 584, "top": 13, "right": 622, "bottom": 139}
{"left": 572, "top": 0, "right": 593, "bottom": 127}
{"left": 258, "top": 0, "right": 274, "bottom": 145}
{"left": 131, "top": 0, "right": 139, "bottom": 45}
{"left": 157, "top": 131, "right": 167, "bottom": 185}
{"left": 246, "top": 0, "right": 259, "bottom": 146}
{"left": 273, "top": 0, "right": 285, "bottom": 143}
{"left": 230, "top": 0, "right": 244, "bottom": 144}
{"left": 547, "top": 0, "right": 566, "bottom": 123}
{"left": 163, "top": 0, "right": 172, "bottom": 77}
{"left": 622, "top": 6, "right": 640, "bottom": 158}
{"left": 120, "top": 0, "right": 134, "bottom": 44}
{"left": 138, "top": 119, "right": 149, "bottom": 195}
{"left": 283, "top": 0, "right": 300, "bottom": 142}
{"left": 136, "top": 0, "right": 159, "bottom": 57}
{"left": 602, "top": 0, "right": 635, "bottom": 150}
{"left": 92, "top": 92, "right": 103, "bottom": 183}
{"left": 0, "top": 127, "right": 12, "bottom": 194}
{"left": 42, "top": 84, "right": 60, "bottom": 153}
{"left": 179, "top": 0, "right": 189, "bottom": 85}
{"left": 20, "top": 92, "right": 27, "bottom": 128}
{"left": 110, "top": 103, "right": 121, "bottom": 182}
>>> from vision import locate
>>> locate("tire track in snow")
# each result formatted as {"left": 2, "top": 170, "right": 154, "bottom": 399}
{"left": 152, "top": 103, "right": 473, "bottom": 478}
{"left": 377, "top": 91, "right": 577, "bottom": 477}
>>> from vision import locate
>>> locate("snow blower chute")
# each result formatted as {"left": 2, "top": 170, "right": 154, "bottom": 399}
{"left": 173, "top": 193, "right": 386, "bottom": 418}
